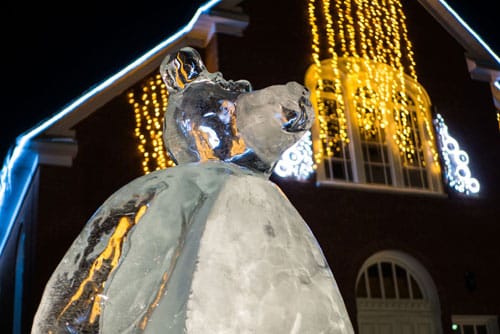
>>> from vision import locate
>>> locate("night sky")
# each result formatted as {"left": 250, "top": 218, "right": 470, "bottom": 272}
{"left": 0, "top": 0, "right": 206, "bottom": 161}
{"left": 0, "top": 0, "right": 497, "bottom": 163}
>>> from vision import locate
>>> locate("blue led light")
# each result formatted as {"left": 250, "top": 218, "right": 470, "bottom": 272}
{"left": 0, "top": 151, "right": 38, "bottom": 256}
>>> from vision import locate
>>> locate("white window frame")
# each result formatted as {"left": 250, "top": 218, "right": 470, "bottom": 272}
{"left": 452, "top": 315, "right": 500, "bottom": 334}
{"left": 305, "top": 58, "right": 444, "bottom": 195}
{"left": 356, "top": 250, "right": 443, "bottom": 334}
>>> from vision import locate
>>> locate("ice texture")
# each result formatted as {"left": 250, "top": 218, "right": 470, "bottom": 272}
{"left": 32, "top": 47, "right": 354, "bottom": 333}
{"left": 161, "top": 47, "right": 313, "bottom": 176}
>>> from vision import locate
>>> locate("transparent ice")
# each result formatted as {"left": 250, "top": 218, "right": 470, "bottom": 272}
{"left": 32, "top": 47, "right": 354, "bottom": 333}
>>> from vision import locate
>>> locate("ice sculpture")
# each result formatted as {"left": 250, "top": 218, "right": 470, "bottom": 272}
{"left": 32, "top": 47, "right": 354, "bottom": 334}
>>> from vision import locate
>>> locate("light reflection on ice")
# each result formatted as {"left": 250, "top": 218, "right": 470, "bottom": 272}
{"left": 32, "top": 47, "right": 353, "bottom": 334}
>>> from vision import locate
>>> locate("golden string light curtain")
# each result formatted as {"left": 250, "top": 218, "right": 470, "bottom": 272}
{"left": 307, "top": 0, "right": 439, "bottom": 166}
{"left": 127, "top": 74, "right": 175, "bottom": 175}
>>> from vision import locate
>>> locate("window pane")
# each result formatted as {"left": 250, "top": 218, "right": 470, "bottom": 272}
{"left": 367, "top": 264, "right": 382, "bottom": 298}
{"left": 328, "top": 159, "right": 352, "bottom": 181}
{"left": 476, "top": 325, "right": 487, "bottom": 334}
{"left": 410, "top": 275, "right": 423, "bottom": 299}
{"left": 463, "top": 325, "right": 474, "bottom": 334}
{"left": 366, "top": 165, "right": 392, "bottom": 185}
{"left": 476, "top": 325, "right": 488, "bottom": 334}
{"left": 363, "top": 144, "right": 384, "bottom": 163}
{"left": 322, "top": 79, "right": 335, "bottom": 92}
{"left": 381, "top": 262, "right": 396, "bottom": 298}
{"left": 395, "top": 265, "right": 410, "bottom": 299}
{"left": 325, "top": 160, "right": 333, "bottom": 179}
{"left": 404, "top": 168, "right": 427, "bottom": 189}
{"left": 356, "top": 272, "right": 368, "bottom": 298}
{"left": 332, "top": 161, "right": 349, "bottom": 180}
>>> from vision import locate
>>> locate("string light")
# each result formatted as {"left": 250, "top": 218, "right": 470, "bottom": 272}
{"left": 306, "top": 0, "right": 440, "bottom": 171}
{"left": 274, "top": 131, "right": 315, "bottom": 180}
{"left": 434, "top": 113, "right": 480, "bottom": 195}
{"left": 128, "top": 74, "right": 314, "bottom": 179}
{"left": 127, "top": 74, "right": 175, "bottom": 174}
{"left": 322, "top": 0, "right": 350, "bottom": 152}
{"left": 308, "top": 0, "right": 327, "bottom": 165}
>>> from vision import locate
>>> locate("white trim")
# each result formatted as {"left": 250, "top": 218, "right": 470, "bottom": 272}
{"left": 452, "top": 315, "right": 500, "bottom": 334}
{"left": 416, "top": 0, "right": 499, "bottom": 68}
{"left": 356, "top": 250, "right": 443, "bottom": 334}
{"left": 438, "top": 1, "right": 499, "bottom": 66}
{"left": 356, "top": 250, "right": 440, "bottom": 307}
{"left": 316, "top": 179, "right": 447, "bottom": 197}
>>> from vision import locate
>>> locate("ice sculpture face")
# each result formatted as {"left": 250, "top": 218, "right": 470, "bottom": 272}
{"left": 160, "top": 47, "right": 314, "bottom": 176}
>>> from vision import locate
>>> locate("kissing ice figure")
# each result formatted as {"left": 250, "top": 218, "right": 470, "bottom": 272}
{"left": 32, "top": 47, "right": 354, "bottom": 333}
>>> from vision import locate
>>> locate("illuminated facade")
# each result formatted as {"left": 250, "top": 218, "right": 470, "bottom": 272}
{"left": 304, "top": 0, "right": 445, "bottom": 194}
{"left": 1, "top": 0, "right": 499, "bottom": 333}
{"left": 305, "top": 58, "right": 443, "bottom": 192}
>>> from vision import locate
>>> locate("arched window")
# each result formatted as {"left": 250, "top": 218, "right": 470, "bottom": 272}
{"left": 356, "top": 250, "right": 443, "bottom": 334}
{"left": 305, "top": 58, "right": 443, "bottom": 193}
{"left": 356, "top": 260, "right": 423, "bottom": 300}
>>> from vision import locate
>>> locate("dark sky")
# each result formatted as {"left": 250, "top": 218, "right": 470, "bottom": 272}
{"left": 0, "top": 1, "right": 206, "bottom": 161}
{"left": 0, "top": 0, "right": 497, "bottom": 163}
{"left": 445, "top": 0, "right": 499, "bottom": 55}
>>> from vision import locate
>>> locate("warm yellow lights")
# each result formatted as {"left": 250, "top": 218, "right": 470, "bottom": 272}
{"left": 307, "top": 0, "right": 440, "bottom": 168}
{"left": 128, "top": 74, "right": 175, "bottom": 174}
{"left": 308, "top": 0, "right": 350, "bottom": 165}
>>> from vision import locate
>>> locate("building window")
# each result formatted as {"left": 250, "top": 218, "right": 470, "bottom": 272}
{"left": 356, "top": 261, "right": 424, "bottom": 300}
{"left": 305, "top": 58, "right": 443, "bottom": 193}
{"left": 356, "top": 250, "right": 443, "bottom": 334}
{"left": 452, "top": 315, "right": 500, "bottom": 334}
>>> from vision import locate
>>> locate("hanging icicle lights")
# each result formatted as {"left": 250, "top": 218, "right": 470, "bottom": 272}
{"left": 307, "top": 0, "right": 439, "bottom": 167}
{"left": 128, "top": 74, "right": 175, "bottom": 175}
{"left": 128, "top": 74, "right": 313, "bottom": 179}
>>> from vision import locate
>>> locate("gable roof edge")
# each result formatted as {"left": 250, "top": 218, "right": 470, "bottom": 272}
{"left": 43, "top": 0, "right": 250, "bottom": 138}
{"left": 417, "top": 0, "right": 499, "bottom": 72}
{"left": 0, "top": 0, "right": 229, "bottom": 256}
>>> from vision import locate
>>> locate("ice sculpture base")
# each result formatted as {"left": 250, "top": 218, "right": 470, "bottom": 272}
{"left": 32, "top": 161, "right": 353, "bottom": 334}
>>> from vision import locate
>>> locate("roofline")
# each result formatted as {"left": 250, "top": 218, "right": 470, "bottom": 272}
{"left": 418, "top": 0, "right": 499, "bottom": 71}
{"left": 0, "top": 0, "right": 225, "bottom": 256}
{"left": 48, "top": 0, "right": 235, "bottom": 138}
{"left": 418, "top": 0, "right": 500, "bottom": 110}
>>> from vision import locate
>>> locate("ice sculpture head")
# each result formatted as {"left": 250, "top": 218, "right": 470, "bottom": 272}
{"left": 160, "top": 46, "right": 314, "bottom": 176}
{"left": 160, "top": 46, "right": 207, "bottom": 93}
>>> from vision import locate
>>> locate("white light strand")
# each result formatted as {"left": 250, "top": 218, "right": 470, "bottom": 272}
{"left": 274, "top": 131, "right": 315, "bottom": 180}
{"left": 434, "top": 114, "right": 480, "bottom": 195}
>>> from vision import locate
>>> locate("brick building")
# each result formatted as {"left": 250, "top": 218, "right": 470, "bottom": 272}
{"left": 1, "top": 0, "right": 499, "bottom": 333}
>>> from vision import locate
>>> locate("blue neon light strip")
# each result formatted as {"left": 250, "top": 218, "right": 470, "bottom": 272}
{"left": 440, "top": 0, "right": 500, "bottom": 66}
{"left": 0, "top": 151, "right": 38, "bottom": 256}
{"left": 0, "top": 0, "right": 221, "bottom": 256}
{"left": 13, "top": 231, "right": 26, "bottom": 334}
